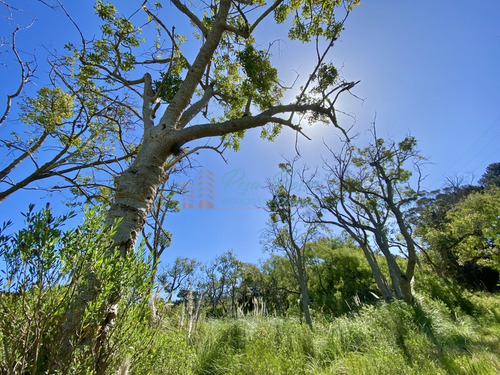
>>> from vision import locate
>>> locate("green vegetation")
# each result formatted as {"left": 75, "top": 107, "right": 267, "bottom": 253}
{"left": 1, "top": 181, "right": 499, "bottom": 373}
{"left": 107, "top": 294, "right": 500, "bottom": 374}
{"left": 0, "top": 1, "right": 498, "bottom": 373}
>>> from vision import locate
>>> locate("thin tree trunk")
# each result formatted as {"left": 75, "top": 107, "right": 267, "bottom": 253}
{"left": 344, "top": 226, "right": 393, "bottom": 302}
{"left": 296, "top": 264, "right": 312, "bottom": 328}
{"left": 374, "top": 230, "right": 404, "bottom": 300}
{"left": 358, "top": 242, "right": 392, "bottom": 302}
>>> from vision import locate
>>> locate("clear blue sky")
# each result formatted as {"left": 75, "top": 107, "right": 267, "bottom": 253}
{"left": 1, "top": 1, "right": 499, "bottom": 267}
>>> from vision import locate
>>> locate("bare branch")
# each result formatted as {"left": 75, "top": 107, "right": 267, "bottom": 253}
{"left": 0, "top": 23, "right": 37, "bottom": 126}
{"left": 170, "top": 0, "right": 209, "bottom": 37}
{"left": 248, "top": 0, "right": 284, "bottom": 35}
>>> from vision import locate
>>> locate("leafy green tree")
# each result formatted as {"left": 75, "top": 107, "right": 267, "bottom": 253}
{"left": 304, "top": 129, "right": 424, "bottom": 303}
{"left": 236, "top": 262, "right": 268, "bottom": 315}
{"left": 413, "top": 164, "right": 500, "bottom": 291}
{"left": 479, "top": 162, "right": 500, "bottom": 188}
{"left": 418, "top": 187, "right": 500, "bottom": 291}
{"left": 51, "top": 0, "right": 361, "bottom": 257}
{"left": 411, "top": 184, "right": 479, "bottom": 273}
{"left": 201, "top": 250, "right": 242, "bottom": 317}
{"left": 260, "top": 253, "right": 300, "bottom": 315}
{"left": 157, "top": 256, "right": 200, "bottom": 303}
{"left": 264, "top": 159, "right": 318, "bottom": 327}
{"left": 446, "top": 187, "right": 500, "bottom": 269}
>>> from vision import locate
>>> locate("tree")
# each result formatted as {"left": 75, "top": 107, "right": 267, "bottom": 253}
{"left": 479, "top": 162, "right": 500, "bottom": 188}
{"left": 304, "top": 129, "right": 424, "bottom": 303}
{"left": 447, "top": 187, "right": 500, "bottom": 270}
{"left": 412, "top": 184, "right": 478, "bottom": 276}
{"left": 157, "top": 256, "right": 199, "bottom": 303}
{"left": 0, "top": 3, "right": 140, "bottom": 203}
{"left": 260, "top": 253, "right": 299, "bottom": 315}
{"left": 201, "top": 250, "right": 241, "bottom": 317}
{"left": 265, "top": 159, "right": 317, "bottom": 327}
{"left": 54, "top": 0, "right": 359, "bottom": 251}
{"left": 416, "top": 187, "right": 500, "bottom": 291}
{"left": 236, "top": 262, "right": 268, "bottom": 315}
{"left": 40, "top": 0, "right": 360, "bottom": 370}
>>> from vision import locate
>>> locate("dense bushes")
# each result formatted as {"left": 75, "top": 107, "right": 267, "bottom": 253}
{"left": 0, "top": 206, "right": 153, "bottom": 374}
{"left": 307, "top": 239, "right": 379, "bottom": 316}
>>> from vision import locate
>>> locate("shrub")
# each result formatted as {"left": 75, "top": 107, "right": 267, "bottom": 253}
{"left": 0, "top": 205, "right": 153, "bottom": 374}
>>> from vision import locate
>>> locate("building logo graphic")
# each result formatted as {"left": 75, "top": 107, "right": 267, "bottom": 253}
{"left": 181, "top": 168, "right": 217, "bottom": 208}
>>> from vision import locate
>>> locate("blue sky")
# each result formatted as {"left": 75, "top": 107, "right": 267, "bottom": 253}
{"left": 1, "top": 1, "right": 499, "bottom": 267}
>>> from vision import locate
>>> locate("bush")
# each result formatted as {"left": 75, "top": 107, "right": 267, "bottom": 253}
{"left": 308, "top": 242, "right": 379, "bottom": 317}
{"left": 414, "top": 266, "right": 475, "bottom": 314}
{"left": 0, "top": 205, "right": 154, "bottom": 374}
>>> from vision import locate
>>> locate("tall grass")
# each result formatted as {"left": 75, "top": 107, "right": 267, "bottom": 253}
{"left": 129, "top": 293, "right": 500, "bottom": 375}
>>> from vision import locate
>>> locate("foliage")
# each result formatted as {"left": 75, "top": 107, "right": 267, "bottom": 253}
{"left": 445, "top": 187, "right": 500, "bottom": 270}
{"left": 157, "top": 256, "right": 199, "bottom": 302}
{"left": 1, "top": 35, "right": 138, "bottom": 203}
{"left": 20, "top": 87, "right": 74, "bottom": 132}
{"left": 307, "top": 238, "right": 379, "bottom": 316}
{"left": 259, "top": 254, "right": 298, "bottom": 315}
{"left": 121, "top": 293, "right": 500, "bottom": 374}
{"left": 201, "top": 250, "right": 242, "bottom": 317}
{"left": 413, "top": 265, "right": 475, "bottom": 315}
{"left": 1, "top": 198, "right": 500, "bottom": 373}
{"left": 0, "top": 206, "right": 153, "bottom": 374}
{"left": 479, "top": 162, "right": 500, "bottom": 188}
{"left": 415, "top": 179, "right": 500, "bottom": 291}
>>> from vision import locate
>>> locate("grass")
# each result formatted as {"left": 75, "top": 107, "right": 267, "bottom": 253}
{"left": 128, "top": 293, "right": 500, "bottom": 375}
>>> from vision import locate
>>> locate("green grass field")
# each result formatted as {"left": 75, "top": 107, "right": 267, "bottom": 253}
{"left": 128, "top": 293, "right": 500, "bottom": 375}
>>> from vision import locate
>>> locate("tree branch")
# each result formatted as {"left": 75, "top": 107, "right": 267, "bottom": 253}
{"left": 159, "top": 0, "right": 231, "bottom": 128}
{"left": 142, "top": 73, "right": 155, "bottom": 134}
{"left": 177, "top": 84, "right": 215, "bottom": 130}
{"left": 175, "top": 102, "right": 343, "bottom": 144}
{"left": 248, "top": 0, "right": 284, "bottom": 34}
{"left": 0, "top": 24, "right": 37, "bottom": 126}
{"left": 170, "top": 0, "right": 209, "bottom": 37}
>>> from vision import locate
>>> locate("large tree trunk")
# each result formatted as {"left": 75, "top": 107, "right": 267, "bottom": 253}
{"left": 107, "top": 141, "right": 169, "bottom": 253}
